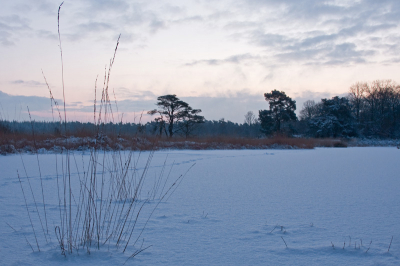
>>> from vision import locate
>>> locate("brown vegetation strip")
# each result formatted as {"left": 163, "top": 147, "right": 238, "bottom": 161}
{"left": 0, "top": 132, "right": 348, "bottom": 154}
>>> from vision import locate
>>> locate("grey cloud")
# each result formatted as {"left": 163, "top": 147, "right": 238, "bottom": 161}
{"left": 325, "top": 43, "right": 374, "bottom": 64}
{"left": 0, "top": 90, "right": 58, "bottom": 120}
{"left": 134, "top": 90, "right": 156, "bottom": 99}
{"left": 263, "top": 71, "right": 274, "bottom": 81}
{"left": 0, "top": 89, "right": 351, "bottom": 123}
{"left": 121, "top": 4, "right": 149, "bottom": 26}
{"left": 72, "top": 98, "right": 155, "bottom": 115}
{"left": 0, "top": 2, "right": 58, "bottom": 46}
{"left": 186, "top": 59, "right": 219, "bottom": 66}
{"left": 0, "top": 15, "right": 31, "bottom": 46}
{"left": 117, "top": 32, "right": 138, "bottom": 43}
{"left": 78, "top": 22, "right": 114, "bottom": 32}
{"left": 0, "top": 15, "right": 30, "bottom": 28}
{"left": 286, "top": 1, "right": 348, "bottom": 20}
{"left": 0, "top": 89, "right": 155, "bottom": 121}
{"left": 36, "top": 30, "right": 57, "bottom": 40}
{"left": 0, "top": 31, "right": 14, "bottom": 46}
{"left": 275, "top": 42, "right": 375, "bottom": 66}
{"left": 172, "top": 16, "right": 204, "bottom": 24}
{"left": 233, "top": 0, "right": 349, "bottom": 22}
{"left": 65, "top": 21, "right": 116, "bottom": 41}
{"left": 251, "top": 32, "right": 290, "bottom": 48}
{"left": 111, "top": 87, "right": 156, "bottom": 100}
{"left": 185, "top": 53, "right": 262, "bottom": 66}
{"left": 68, "top": 102, "right": 84, "bottom": 107}
{"left": 218, "top": 0, "right": 400, "bottom": 66}
{"left": 275, "top": 48, "right": 326, "bottom": 62}
{"left": 22, "top": 0, "right": 58, "bottom": 16}
{"left": 81, "top": 0, "right": 130, "bottom": 15}
{"left": 149, "top": 19, "right": 167, "bottom": 34}
{"left": 11, "top": 80, "right": 46, "bottom": 86}
{"left": 382, "top": 58, "right": 400, "bottom": 64}
{"left": 207, "top": 11, "right": 233, "bottom": 21}
{"left": 52, "top": 1, "right": 179, "bottom": 43}
{"left": 297, "top": 34, "right": 338, "bottom": 49}
{"left": 224, "top": 21, "right": 259, "bottom": 30}
{"left": 102, "top": 91, "right": 269, "bottom": 122}
{"left": 162, "top": 4, "right": 185, "bottom": 15}
{"left": 92, "top": 91, "right": 281, "bottom": 123}
{"left": 119, "top": 89, "right": 157, "bottom": 100}
{"left": 338, "top": 23, "right": 397, "bottom": 37}
{"left": 180, "top": 95, "right": 265, "bottom": 122}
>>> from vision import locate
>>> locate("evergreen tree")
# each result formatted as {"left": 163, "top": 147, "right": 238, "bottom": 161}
{"left": 259, "top": 90, "right": 297, "bottom": 135}
{"left": 177, "top": 106, "right": 205, "bottom": 138}
{"left": 308, "top": 96, "right": 357, "bottom": 138}
{"left": 258, "top": 110, "right": 274, "bottom": 135}
{"left": 149, "top": 94, "right": 205, "bottom": 138}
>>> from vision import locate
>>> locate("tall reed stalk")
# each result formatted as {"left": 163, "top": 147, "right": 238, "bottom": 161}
{"left": 17, "top": 2, "right": 191, "bottom": 259}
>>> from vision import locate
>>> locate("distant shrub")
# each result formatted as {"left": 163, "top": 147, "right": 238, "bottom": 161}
{"left": 333, "top": 141, "right": 348, "bottom": 148}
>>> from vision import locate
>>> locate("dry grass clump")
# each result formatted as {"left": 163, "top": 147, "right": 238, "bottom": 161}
{"left": 13, "top": 4, "right": 192, "bottom": 261}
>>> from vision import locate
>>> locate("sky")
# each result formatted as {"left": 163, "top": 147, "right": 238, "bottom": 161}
{"left": 0, "top": 0, "right": 399, "bottom": 123}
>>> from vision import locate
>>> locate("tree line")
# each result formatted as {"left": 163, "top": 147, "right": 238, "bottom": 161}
{"left": 299, "top": 80, "right": 400, "bottom": 138}
{"left": 1, "top": 80, "right": 399, "bottom": 139}
{"left": 145, "top": 79, "right": 400, "bottom": 139}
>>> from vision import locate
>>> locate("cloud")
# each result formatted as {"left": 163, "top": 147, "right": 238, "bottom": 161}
{"left": 87, "top": 0, "right": 130, "bottom": 13}
{"left": 218, "top": 0, "right": 400, "bottom": 66}
{"left": 113, "top": 88, "right": 156, "bottom": 100}
{"left": 63, "top": 21, "right": 117, "bottom": 41}
{"left": 0, "top": 31, "right": 14, "bottom": 46}
{"left": 172, "top": 16, "right": 204, "bottom": 24}
{"left": 11, "top": 80, "right": 46, "bottom": 87}
{"left": 250, "top": 32, "right": 291, "bottom": 48}
{"left": 36, "top": 29, "right": 57, "bottom": 40}
{"left": 149, "top": 19, "right": 167, "bottom": 33}
{"left": 0, "top": 89, "right": 263, "bottom": 122}
{"left": 185, "top": 53, "right": 262, "bottom": 66}
{"left": 23, "top": 0, "right": 58, "bottom": 15}
{"left": 0, "top": 90, "right": 57, "bottom": 120}
{"left": 325, "top": 43, "right": 374, "bottom": 64}
{"left": 0, "top": 15, "right": 31, "bottom": 46}
{"left": 0, "top": 89, "right": 352, "bottom": 123}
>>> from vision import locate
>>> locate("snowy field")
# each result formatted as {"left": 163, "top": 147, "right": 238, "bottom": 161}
{"left": 1, "top": 147, "right": 399, "bottom": 265}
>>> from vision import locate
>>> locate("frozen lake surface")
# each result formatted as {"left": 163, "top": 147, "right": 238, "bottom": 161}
{"left": 1, "top": 147, "right": 399, "bottom": 265}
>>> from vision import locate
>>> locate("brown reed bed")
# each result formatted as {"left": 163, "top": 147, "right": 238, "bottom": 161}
{"left": 0, "top": 131, "right": 348, "bottom": 155}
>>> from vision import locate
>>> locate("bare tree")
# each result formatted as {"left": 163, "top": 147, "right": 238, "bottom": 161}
{"left": 299, "top": 100, "right": 319, "bottom": 120}
{"left": 244, "top": 111, "right": 256, "bottom": 125}
{"left": 349, "top": 82, "right": 367, "bottom": 123}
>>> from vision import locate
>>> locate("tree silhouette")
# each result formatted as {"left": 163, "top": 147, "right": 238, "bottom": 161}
{"left": 148, "top": 94, "right": 204, "bottom": 138}
{"left": 259, "top": 90, "right": 297, "bottom": 134}
{"left": 308, "top": 96, "right": 357, "bottom": 138}
{"left": 177, "top": 106, "right": 205, "bottom": 138}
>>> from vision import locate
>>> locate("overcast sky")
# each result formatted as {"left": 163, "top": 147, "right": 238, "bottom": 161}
{"left": 1, "top": 0, "right": 399, "bottom": 123}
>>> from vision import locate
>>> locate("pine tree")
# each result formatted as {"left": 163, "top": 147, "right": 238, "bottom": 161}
{"left": 259, "top": 90, "right": 297, "bottom": 135}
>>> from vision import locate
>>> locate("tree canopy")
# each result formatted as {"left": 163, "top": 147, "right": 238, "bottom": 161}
{"left": 307, "top": 96, "right": 357, "bottom": 138}
{"left": 148, "top": 94, "right": 204, "bottom": 137}
{"left": 259, "top": 90, "right": 297, "bottom": 135}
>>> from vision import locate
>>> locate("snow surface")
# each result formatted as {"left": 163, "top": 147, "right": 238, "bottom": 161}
{"left": 1, "top": 147, "right": 399, "bottom": 265}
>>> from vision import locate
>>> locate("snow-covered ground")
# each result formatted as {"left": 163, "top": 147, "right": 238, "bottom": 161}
{"left": 1, "top": 147, "right": 399, "bottom": 265}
